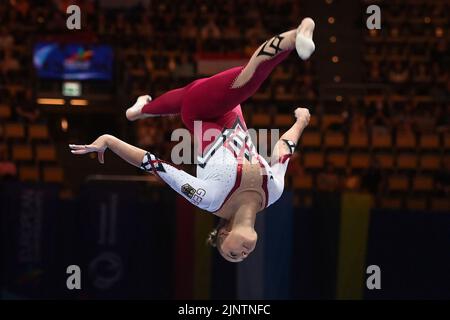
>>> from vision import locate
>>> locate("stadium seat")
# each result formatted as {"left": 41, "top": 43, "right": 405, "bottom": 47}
{"left": 4, "top": 123, "right": 25, "bottom": 140}
{"left": 380, "top": 197, "right": 402, "bottom": 209}
{"left": 322, "top": 114, "right": 343, "bottom": 131}
{"left": 388, "top": 175, "right": 409, "bottom": 192}
{"left": 350, "top": 153, "right": 370, "bottom": 169}
{"left": 42, "top": 166, "right": 64, "bottom": 183}
{"left": 29, "top": 124, "right": 49, "bottom": 140}
{"left": 419, "top": 154, "right": 440, "bottom": 171}
{"left": 406, "top": 198, "right": 427, "bottom": 211}
{"left": 327, "top": 152, "right": 348, "bottom": 169}
{"left": 375, "top": 153, "right": 395, "bottom": 169}
{"left": 0, "top": 104, "right": 12, "bottom": 119}
{"left": 372, "top": 132, "right": 392, "bottom": 149}
{"left": 348, "top": 134, "right": 369, "bottom": 149}
{"left": 396, "top": 132, "right": 416, "bottom": 149}
{"left": 444, "top": 134, "right": 450, "bottom": 150}
{"left": 412, "top": 175, "right": 434, "bottom": 192}
{"left": 303, "top": 152, "right": 324, "bottom": 169}
{"left": 251, "top": 113, "right": 271, "bottom": 127}
{"left": 431, "top": 198, "right": 449, "bottom": 212}
{"left": 12, "top": 144, "right": 33, "bottom": 161}
{"left": 397, "top": 153, "right": 417, "bottom": 170}
{"left": 324, "top": 132, "right": 345, "bottom": 148}
{"left": 274, "top": 114, "right": 293, "bottom": 128}
{"left": 293, "top": 174, "right": 313, "bottom": 190}
{"left": 19, "top": 166, "right": 39, "bottom": 182}
{"left": 300, "top": 132, "right": 321, "bottom": 148}
{"left": 36, "top": 145, "right": 57, "bottom": 162}
{"left": 419, "top": 134, "right": 439, "bottom": 150}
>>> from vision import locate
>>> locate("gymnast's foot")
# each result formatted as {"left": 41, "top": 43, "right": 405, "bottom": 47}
{"left": 295, "top": 18, "right": 315, "bottom": 60}
{"left": 126, "top": 95, "right": 152, "bottom": 121}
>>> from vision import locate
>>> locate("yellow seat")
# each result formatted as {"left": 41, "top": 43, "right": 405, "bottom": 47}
{"left": 397, "top": 154, "right": 417, "bottom": 170}
{"left": 327, "top": 152, "right": 347, "bottom": 168}
{"left": 301, "top": 132, "right": 321, "bottom": 148}
{"left": 412, "top": 175, "right": 433, "bottom": 192}
{"left": 36, "top": 145, "right": 57, "bottom": 162}
{"left": 5, "top": 123, "right": 25, "bottom": 139}
{"left": 324, "top": 132, "right": 345, "bottom": 148}
{"left": 29, "top": 124, "right": 49, "bottom": 140}
{"left": 350, "top": 153, "right": 370, "bottom": 169}
{"left": 303, "top": 152, "right": 324, "bottom": 169}
{"left": 12, "top": 144, "right": 33, "bottom": 161}
{"left": 19, "top": 166, "right": 39, "bottom": 182}
{"left": 419, "top": 134, "right": 439, "bottom": 150}
{"left": 43, "top": 167, "right": 64, "bottom": 183}
{"left": 388, "top": 175, "right": 409, "bottom": 191}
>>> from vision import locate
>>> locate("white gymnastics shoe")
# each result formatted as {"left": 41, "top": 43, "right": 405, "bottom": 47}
{"left": 126, "top": 95, "right": 152, "bottom": 121}
{"left": 295, "top": 17, "right": 315, "bottom": 60}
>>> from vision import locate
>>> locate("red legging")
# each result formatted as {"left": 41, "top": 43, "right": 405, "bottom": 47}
{"left": 142, "top": 48, "right": 293, "bottom": 150}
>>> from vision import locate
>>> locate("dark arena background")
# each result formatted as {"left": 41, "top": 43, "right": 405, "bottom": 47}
{"left": 1, "top": 0, "right": 449, "bottom": 301}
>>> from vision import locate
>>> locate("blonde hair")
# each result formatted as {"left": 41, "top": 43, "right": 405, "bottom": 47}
{"left": 206, "top": 218, "right": 227, "bottom": 248}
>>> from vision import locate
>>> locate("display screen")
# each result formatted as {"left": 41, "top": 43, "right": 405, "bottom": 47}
{"left": 33, "top": 43, "right": 113, "bottom": 80}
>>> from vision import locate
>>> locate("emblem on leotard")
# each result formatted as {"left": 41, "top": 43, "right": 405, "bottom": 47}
{"left": 181, "top": 184, "right": 206, "bottom": 205}
{"left": 257, "top": 34, "right": 284, "bottom": 57}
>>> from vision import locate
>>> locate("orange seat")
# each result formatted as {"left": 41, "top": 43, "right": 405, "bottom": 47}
{"left": 301, "top": 132, "right": 321, "bottom": 148}
{"left": 349, "top": 134, "right": 369, "bottom": 149}
{"left": 412, "top": 175, "right": 434, "bottom": 192}
{"left": 380, "top": 197, "right": 402, "bottom": 209}
{"left": 431, "top": 198, "right": 449, "bottom": 211}
{"left": 444, "top": 134, "right": 450, "bottom": 150}
{"left": 293, "top": 175, "right": 313, "bottom": 190}
{"left": 19, "top": 166, "right": 39, "bottom": 182}
{"left": 322, "top": 114, "right": 343, "bottom": 130}
{"left": 4, "top": 123, "right": 25, "bottom": 139}
{"left": 372, "top": 132, "right": 392, "bottom": 149}
{"left": 376, "top": 154, "right": 395, "bottom": 169}
{"left": 327, "top": 152, "right": 348, "bottom": 168}
{"left": 397, "top": 154, "right": 417, "bottom": 170}
{"left": 419, "top": 134, "right": 439, "bottom": 150}
{"left": 274, "top": 114, "right": 293, "bottom": 127}
{"left": 12, "top": 144, "right": 33, "bottom": 161}
{"left": 419, "top": 154, "right": 440, "bottom": 171}
{"left": 324, "top": 132, "right": 345, "bottom": 148}
{"left": 406, "top": 198, "right": 427, "bottom": 211}
{"left": 0, "top": 104, "right": 12, "bottom": 119}
{"left": 388, "top": 175, "right": 409, "bottom": 191}
{"left": 350, "top": 153, "right": 370, "bottom": 169}
{"left": 29, "top": 124, "right": 49, "bottom": 140}
{"left": 396, "top": 133, "right": 416, "bottom": 149}
{"left": 251, "top": 113, "right": 271, "bottom": 127}
{"left": 36, "top": 145, "right": 57, "bottom": 162}
{"left": 303, "top": 152, "right": 324, "bottom": 169}
{"left": 42, "top": 166, "right": 64, "bottom": 183}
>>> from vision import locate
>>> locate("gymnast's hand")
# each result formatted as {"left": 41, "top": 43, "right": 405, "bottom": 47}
{"left": 69, "top": 135, "right": 109, "bottom": 164}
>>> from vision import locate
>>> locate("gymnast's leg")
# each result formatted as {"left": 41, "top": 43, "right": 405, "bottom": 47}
{"left": 180, "top": 17, "right": 315, "bottom": 127}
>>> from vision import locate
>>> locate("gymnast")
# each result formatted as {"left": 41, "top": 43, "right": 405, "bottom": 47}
{"left": 70, "top": 18, "right": 315, "bottom": 262}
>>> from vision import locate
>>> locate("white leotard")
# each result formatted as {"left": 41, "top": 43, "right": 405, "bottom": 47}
{"left": 140, "top": 125, "right": 293, "bottom": 213}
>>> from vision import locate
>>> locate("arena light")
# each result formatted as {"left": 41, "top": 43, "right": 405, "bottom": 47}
{"left": 70, "top": 99, "right": 88, "bottom": 106}
{"left": 332, "top": 56, "right": 339, "bottom": 63}
{"left": 37, "top": 98, "right": 65, "bottom": 106}
{"left": 328, "top": 17, "right": 335, "bottom": 24}
{"left": 330, "top": 36, "right": 337, "bottom": 43}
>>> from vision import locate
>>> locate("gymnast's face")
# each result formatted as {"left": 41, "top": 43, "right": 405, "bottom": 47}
{"left": 217, "top": 226, "right": 258, "bottom": 263}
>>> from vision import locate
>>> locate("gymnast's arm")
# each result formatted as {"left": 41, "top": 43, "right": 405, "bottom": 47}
{"left": 69, "top": 134, "right": 217, "bottom": 210}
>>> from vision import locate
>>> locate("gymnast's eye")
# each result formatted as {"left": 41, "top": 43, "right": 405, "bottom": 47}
{"left": 229, "top": 252, "right": 238, "bottom": 258}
